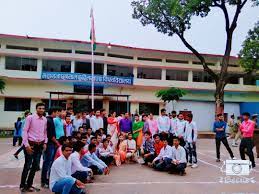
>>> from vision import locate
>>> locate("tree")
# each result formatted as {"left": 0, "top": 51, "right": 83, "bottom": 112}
{"left": 132, "top": 0, "right": 258, "bottom": 114}
{"left": 0, "top": 78, "right": 5, "bottom": 94}
{"left": 239, "top": 21, "right": 259, "bottom": 78}
{"left": 156, "top": 87, "right": 187, "bottom": 108}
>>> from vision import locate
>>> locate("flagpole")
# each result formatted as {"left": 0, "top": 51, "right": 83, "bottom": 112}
{"left": 90, "top": 7, "right": 95, "bottom": 110}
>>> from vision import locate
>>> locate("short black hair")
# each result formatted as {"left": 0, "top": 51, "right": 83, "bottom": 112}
{"left": 173, "top": 137, "right": 180, "bottom": 141}
{"left": 217, "top": 113, "right": 223, "bottom": 117}
{"left": 90, "top": 136, "right": 97, "bottom": 141}
{"left": 144, "top": 131, "right": 151, "bottom": 136}
{"left": 61, "top": 143, "right": 73, "bottom": 151}
{"left": 102, "top": 138, "right": 108, "bottom": 144}
{"left": 128, "top": 132, "right": 132, "bottom": 136}
{"left": 73, "top": 141, "right": 85, "bottom": 152}
{"left": 58, "top": 136, "right": 68, "bottom": 145}
{"left": 88, "top": 143, "right": 97, "bottom": 151}
{"left": 106, "top": 134, "right": 111, "bottom": 138}
{"left": 171, "top": 111, "right": 177, "bottom": 114}
{"left": 153, "top": 134, "right": 159, "bottom": 139}
{"left": 48, "top": 107, "right": 59, "bottom": 115}
{"left": 187, "top": 113, "right": 193, "bottom": 119}
{"left": 36, "top": 102, "right": 45, "bottom": 109}
{"left": 161, "top": 108, "right": 166, "bottom": 113}
{"left": 242, "top": 112, "right": 250, "bottom": 117}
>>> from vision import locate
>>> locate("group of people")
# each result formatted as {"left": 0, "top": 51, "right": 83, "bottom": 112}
{"left": 14, "top": 103, "right": 199, "bottom": 193}
{"left": 13, "top": 101, "right": 258, "bottom": 193}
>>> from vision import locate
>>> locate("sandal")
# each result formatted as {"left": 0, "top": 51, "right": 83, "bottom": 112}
{"left": 27, "top": 186, "right": 40, "bottom": 192}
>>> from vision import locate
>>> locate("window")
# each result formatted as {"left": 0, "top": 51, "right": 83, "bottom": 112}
{"left": 193, "top": 71, "right": 214, "bottom": 82}
{"left": 107, "top": 65, "right": 133, "bottom": 77}
{"left": 193, "top": 61, "right": 215, "bottom": 66}
{"left": 73, "top": 99, "right": 103, "bottom": 112}
{"left": 75, "top": 61, "right": 103, "bottom": 75}
{"left": 139, "top": 103, "right": 159, "bottom": 115}
{"left": 6, "top": 45, "right": 38, "bottom": 51}
{"left": 4, "top": 98, "right": 31, "bottom": 111}
{"left": 75, "top": 50, "right": 105, "bottom": 56}
{"left": 138, "top": 57, "right": 162, "bottom": 62}
{"left": 107, "top": 53, "right": 133, "bottom": 60}
{"left": 5, "top": 56, "right": 37, "bottom": 71}
{"left": 228, "top": 75, "right": 239, "bottom": 84}
{"left": 74, "top": 85, "right": 103, "bottom": 94}
{"left": 166, "top": 70, "right": 188, "bottom": 81}
{"left": 44, "top": 48, "right": 72, "bottom": 53}
{"left": 137, "top": 67, "right": 161, "bottom": 79}
{"left": 41, "top": 99, "right": 66, "bottom": 111}
{"left": 109, "top": 101, "right": 130, "bottom": 114}
{"left": 166, "top": 59, "right": 188, "bottom": 64}
{"left": 42, "top": 59, "right": 71, "bottom": 72}
{"left": 244, "top": 75, "right": 259, "bottom": 85}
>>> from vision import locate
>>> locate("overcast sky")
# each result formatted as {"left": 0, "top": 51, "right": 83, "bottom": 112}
{"left": 0, "top": 0, "right": 258, "bottom": 55}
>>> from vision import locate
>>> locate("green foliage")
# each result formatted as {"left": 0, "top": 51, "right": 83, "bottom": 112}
{"left": 239, "top": 21, "right": 259, "bottom": 73}
{"left": 156, "top": 87, "right": 187, "bottom": 103}
{"left": 0, "top": 78, "right": 5, "bottom": 94}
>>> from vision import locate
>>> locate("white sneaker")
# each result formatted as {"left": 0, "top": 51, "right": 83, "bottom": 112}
{"left": 231, "top": 157, "right": 237, "bottom": 160}
{"left": 191, "top": 164, "right": 198, "bottom": 168}
{"left": 187, "top": 163, "right": 192, "bottom": 167}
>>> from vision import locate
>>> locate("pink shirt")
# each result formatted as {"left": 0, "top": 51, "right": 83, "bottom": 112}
{"left": 147, "top": 119, "right": 158, "bottom": 135}
{"left": 22, "top": 113, "right": 47, "bottom": 147}
{"left": 239, "top": 120, "right": 255, "bottom": 138}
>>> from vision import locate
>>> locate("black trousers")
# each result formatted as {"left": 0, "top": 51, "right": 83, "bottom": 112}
{"left": 100, "top": 156, "right": 114, "bottom": 166}
{"left": 20, "top": 143, "right": 43, "bottom": 188}
{"left": 215, "top": 137, "right": 234, "bottom": 159}
{"left": 13, "top": 136, "right": 22, "bottom": 146}
{"left": 166, "top": 163, "right": 187, "bottom": 174}
{"left": 72, "top": 171, "right": 88, "bottom": 183}
{"left": 239, "top": 137, "right": 255, "bottom": 166}
{"left": 14, "top": 145, "right": 24, "bottom": 155}
{"left": 143, "top": 150, "right": 155, "bottom": 164}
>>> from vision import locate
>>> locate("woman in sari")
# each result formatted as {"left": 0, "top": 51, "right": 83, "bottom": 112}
{"left": 107, "top": 112, "right": 119, "bottom": 150}
{"left": 132, "top": 114, "right": 144, "bottom": 148}
{"left": 114, "top": 134, "right": 127, "bottom": 166}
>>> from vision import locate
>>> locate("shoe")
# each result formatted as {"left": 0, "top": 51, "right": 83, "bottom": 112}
{"left": 187, "top": 163, "right": 192, "bottom": 167}
{"left": 252, "top": 164, "right": 256, "bottom": 168}
{"left": 231, "top": 157, "right": 237, "bottom": 160}
{"left": 232, "top": 144, "right": 238, "bottom": 147}
{"left": 191, "top": 164, "right": 198, "bottom": 168}
{"left": 13, "top": 154, "right": 18, "bottom": 159}
{"left": 41, "top": 183, "right": 49, "bottom": 189}
{"left": 179, "top": 171, "right": 186, "bottom": 176}
{"left": 216, "top": 159, "right": 221, "bottom": 162}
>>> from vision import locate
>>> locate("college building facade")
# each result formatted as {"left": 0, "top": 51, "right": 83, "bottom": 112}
{"left": 0, "top": 34, "right": 258, "bottom": 130}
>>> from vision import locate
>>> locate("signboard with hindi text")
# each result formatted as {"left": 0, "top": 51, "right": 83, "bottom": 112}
{"left": 41, "top": 72, "right": 133, "bottom": 85}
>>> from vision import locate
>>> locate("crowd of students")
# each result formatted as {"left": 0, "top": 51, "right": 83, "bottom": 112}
{"left": 15, "top": 103, "right": 199, "bottom": 193}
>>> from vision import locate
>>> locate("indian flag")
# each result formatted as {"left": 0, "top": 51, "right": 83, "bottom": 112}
{"left": 90, "top": 8, "right": 96, "bottom": 51}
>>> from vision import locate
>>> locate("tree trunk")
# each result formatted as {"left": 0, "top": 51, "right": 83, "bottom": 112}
{"left": 214, "top": 81, "right": 226, "bottom": 116}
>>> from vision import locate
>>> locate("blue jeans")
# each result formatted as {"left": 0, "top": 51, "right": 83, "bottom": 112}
{"left": 41, "top": 143, "right": 56, "bottom": 184}
{"left": 52, "top": 177, "right": 83, "bottom": 194}
{"left": 154, "top": 157, "right": 172, "bottom": 171}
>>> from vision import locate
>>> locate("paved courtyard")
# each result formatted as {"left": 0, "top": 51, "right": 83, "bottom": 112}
{"left": 0, "top": 138, "right": 258, "bottom": 194}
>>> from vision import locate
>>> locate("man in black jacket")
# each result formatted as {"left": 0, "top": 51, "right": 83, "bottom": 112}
{"left": 41, "top": 107, "right": 61, "bottom": 188}
{"left": 101, "top": 109, "right": 108, "bottom": 135}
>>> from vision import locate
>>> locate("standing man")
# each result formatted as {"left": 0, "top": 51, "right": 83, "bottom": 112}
{"left": 54, "top": 107, "right": 65, "bottom": 140}
{"left": 119, "top": 112, "right": 132, "bottom": 136}
{"left": 41, "top": 107, "right": 60, "bottom": 188}
{"left": 147, "top": 113, "right": 158, "bottom": 137}
{"left": 90, "top": 110, "right": 104, "bottom": 133}
{"left": 157, "top": 109, "right": 170, "bottom": 140}
{"left": 20, "top": 103, "right": 47, "bottom": 192}
{"left": 73, "top": 111, "right": 83, "bottom": 131}
{"left": 239, "top": 112, "right": 256, "bottom": 168}
{"left": 213, "top": 114, "right": 235, "bottom": 162}
{"left": 101, "top": 109, "right": 108, "bottom": 135}
{"left": 174, "top": 113, "right": 187, "bottom": 147}
{"left": 169, "top": 111, "right": 178, "bottom": 145}
{"left": 82, "top": 112, "right": 91, "bottom": 130}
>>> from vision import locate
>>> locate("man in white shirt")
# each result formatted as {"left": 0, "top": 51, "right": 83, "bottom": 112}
{"left": 185, "top": 113, "right": 198, "bottom": 168}
{"left": 90, "top": 110, "right": 103, "bottom": 133}
{"left": 166, "top": 137, "right": 187, "bottom": 176}
{"left": 126, "top": 133, "right": 137, "bottom": 162}
{"left": 99, "top": 138, "right": 114, "bottom": 166}
{"left": 157, "top": 109, "right": 170, "bottom": 138}
{"left": 49, "top": 144, "right": 86, "bottom": 194}
{"left": 175, "top": 113, "right": 187, "bottom": 147}
{"left": 71, "top": 141, "right": 93, "bottom": 183}
{"left": 72, "top": 111, "right": 83, "bottom": 131}
{"left": 151, "top": 138, "right": 172, "bottom": 171}
{"left": 169, "top": 111, "right": 178, "bottom": 146}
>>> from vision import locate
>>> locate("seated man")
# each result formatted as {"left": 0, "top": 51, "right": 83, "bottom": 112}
{"left": 153, "top": 134, "right": 164, "bottom": 157}
{"left": 166, "top": 137, "right": 187, "bottom": 176}
{"left": 151, "top": 138, "right": 172, "bottom": 171}
{"left": 99, "top": 138, "right": 114, "bottom": 166}
{"left": 49, "top": 143, "right": 86, "bottom": 194}
{"left": 141, "top": 131, "right": 155, "bottom": 165}
{"left": 126, "top": 133, "right": 137, "bottom": 162}
{"left": 71, "top": 141, "right": 93, "bottom": 183}
{"left": 81, "top": 143, "right": 109, "bottom": 175}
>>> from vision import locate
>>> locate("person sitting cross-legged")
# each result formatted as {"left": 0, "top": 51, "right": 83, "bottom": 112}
{"left": 71, "top": 141, "right": 93, "bottom": 184}
{"left": 49, "top": 143, "right": 86, "bottom": 194}
{"left": 151, "top": 138, "right": 172, "bottom": 171}
{"left": 126, "top": 133, "right": 137, "bottom": 162}
{"left": 141, "top": 131, "right": 155, "bottom": 165}
{"left": 81, "top": 143, "right": 109, "bottom": 175}
{"left": 99, "top": 138, "right": 114, "bottom": 166}
{"left": 166, "top": 137, "right": 187, "bottom": 176}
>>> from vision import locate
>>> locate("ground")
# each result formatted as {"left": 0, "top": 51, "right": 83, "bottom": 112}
{"left": 0, "top": 138, "right": 258, "bottom": 194}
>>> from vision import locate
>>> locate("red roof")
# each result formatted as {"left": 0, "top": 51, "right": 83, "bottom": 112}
{"left": 0, "top": 33, "right": 238, "bottom": 60}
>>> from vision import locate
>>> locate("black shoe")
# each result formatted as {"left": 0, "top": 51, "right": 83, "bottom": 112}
{"left": 252, "top": 164, "right": 256, "bottom": 168}
{"left": 13, "top": 154, "right": 18, "bottom": 159}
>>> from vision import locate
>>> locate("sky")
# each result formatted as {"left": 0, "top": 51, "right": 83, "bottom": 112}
{"left": 0, "top": 0, "right": 258, "bottom": 56}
